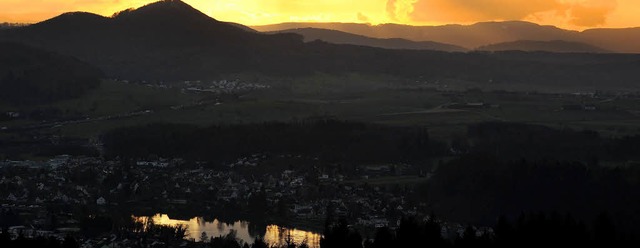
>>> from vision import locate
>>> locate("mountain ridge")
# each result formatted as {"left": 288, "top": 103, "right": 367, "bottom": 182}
{"left": 1, "top": 0, "right": 639, "bottom": 90}
{"left": 0, "top": 0, "right": 306, "bottom": 79}
{"left": 253, "top": 21, "right": 639, "bottom": 53}
{"left": 477, "top": 40, "right": 610, "bottom": 53}
{"left": 270, "top": 27, "right": 467, "bottom": 52}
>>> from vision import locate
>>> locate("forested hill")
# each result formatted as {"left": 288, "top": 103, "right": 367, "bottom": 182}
{"left": 269, "top": 27, "right": 467, "bottom": 52}
{"left": 0, "top": 42, "right": 103, "bottom": 105}
{"left": 0, "top": 0, "right": 305, "bottom": 80}
{"left": 477, "top": 40, "right": 610, "bottom": 53}
{"left": 1, "top": 0, "right": 639, "bottom": 90}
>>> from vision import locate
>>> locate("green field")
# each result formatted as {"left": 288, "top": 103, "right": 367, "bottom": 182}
{"left": 3, "top": 74, "right": 640, "bottom": 143}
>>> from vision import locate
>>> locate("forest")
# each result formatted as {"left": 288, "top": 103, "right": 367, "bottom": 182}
{"left": 102, "top": 120, "right": 443, "bottom": 163}
{"left": 0, "top": 42, "right": 103, "bottom": 105}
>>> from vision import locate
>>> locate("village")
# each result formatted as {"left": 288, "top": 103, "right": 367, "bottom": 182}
{"left": 0, "top": 153, "right": 489, "bottom": 246}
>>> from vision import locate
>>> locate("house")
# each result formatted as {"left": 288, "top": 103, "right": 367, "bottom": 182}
{"left": 5, "top": 112, "right": 20, "bottom": 118}
{"left": 365, "top": 165, "right": 391, "bottom": 176}
{"left": 7, "top": 193, "right": 17, "bottom": 202}
{"left": 371, "top": 218, "right": 389, "bottom": 228}
{"left": 292, "top": 205, "right": 314, "bottom": 218}
{"left": 96, "top": 197, "right": 106, "bottom": 205}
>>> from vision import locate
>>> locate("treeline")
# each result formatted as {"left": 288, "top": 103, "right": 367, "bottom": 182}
{"left": 0, "top": 135, "right": 98, "bottom": 160}
{"left": 464, "top": 122, "right": 640, "bottom": 162}
{"left": 0, "top": 232, "right": 79, "bottom": 248}
{"left": 424, "top": 155, "right": 640, "bottom": 229}
{"left": 1, "top": 212, "right": 633, "bottom": 248}
{"left": 102, "top": 120, "right": 445, "bottom": 163}
{"left": 0, "top": 42, "right": 103, "bottom": 105}
{"left": 320, "top": 213, "right": 631, "bottom": 248}
{"left": 424, "top": 122, "right": 640, "bottom": 233}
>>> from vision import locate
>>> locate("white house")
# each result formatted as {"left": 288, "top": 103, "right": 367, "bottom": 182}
{"left": 96, "top": 197, "right": 107, "bottom": 205}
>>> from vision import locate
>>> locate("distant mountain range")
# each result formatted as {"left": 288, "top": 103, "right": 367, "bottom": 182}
{"left": 477, "top": 40, "right": 609, "bottom": 53}
{"left": 253, "top": 22, "right": 640, "bottom": 53}
{"left": 1, "top": 0, "right": 639, "bottom": 91}
{"left": 268, "top": 28, "right": 467, "bottom": 52}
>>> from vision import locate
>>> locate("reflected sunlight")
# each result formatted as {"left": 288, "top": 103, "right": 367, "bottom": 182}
{"left": 133, "top": 214, "right": 321, "bottom": 248}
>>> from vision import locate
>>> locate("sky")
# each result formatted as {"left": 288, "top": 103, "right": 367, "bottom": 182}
{"left": 0, "top": 0, "right": 637, "bottom": 30}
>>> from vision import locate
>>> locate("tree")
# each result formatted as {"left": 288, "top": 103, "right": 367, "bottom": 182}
{"left": 251, "top": 237, "right": 268, "bottom": 248}
{"left": 62, "top": 235, "right": 79, "bottom": 248}
{"left": 321, "top": 218, "right": 362, "bottom": 248}
{"left": 200, "top": 232, "right": 209, "bottom": 243}
{"left": 593, "top": 212, "right": 616, "bottom": 246}
{"left": 396, "top": 217, "right": 421, "bottom": 248}
{"left": 372, "top": 227, "right": 395, "bottom": 248}
{"left": 0, "top": 228, "right": 10, "bottom": 247}
{"left": 456, "top": 226, "right": 477, "bottom": 248}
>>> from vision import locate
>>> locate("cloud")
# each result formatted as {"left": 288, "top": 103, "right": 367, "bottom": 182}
{"left": 386, "top": 0, "right": 397, "bottom": 20}
{"left": 386, "top": 0, "right": 418, "bottom": 21}
{"left": 569, "top": 1, "right": 617, "bottom": 26}
{"left": 357, "top": 12, "right": 370, "bottom": 22}
{"left": 390, "top": 0, "right": 618, "bottom": 27}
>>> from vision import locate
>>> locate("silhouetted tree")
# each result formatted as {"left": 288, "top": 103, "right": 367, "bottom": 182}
{"left": 372, "top": 227, "right": 394, "bottom": 248}
{"left": 200, "top": 232, "right": 209, "bottom": 243}
{"left": 251, "top": 237, "right": 268, "bottom": 248}
{"left": 593, "top": 212, "right": 616, "bottom": 246}
{"left": 396, "top": 217, "right": 422, "bottom": 247}
{"left": 62, "top": 235, "right": 79, "bottom": 248}
{"left": 321, "top": 218, "right": 362, "bottom": 248}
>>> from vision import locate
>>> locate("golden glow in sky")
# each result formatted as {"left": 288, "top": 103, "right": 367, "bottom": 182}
{"left": 0, "top": 0, "right": 638, "bottom": 30}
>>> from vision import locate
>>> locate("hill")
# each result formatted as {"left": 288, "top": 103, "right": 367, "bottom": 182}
{"left": 271, "top": 27, "right": 467, "bottom": 52}
{"left": 1, "top": 0, "right": 639, "bottom": 90}
{"left": 477, "top": 40, "right": 609, "bottom": 53}
{"left": 0, "top": 42, "right": 103, "bottom": 105}
{"left": 0, "top": 23, "right": 28, "bottom": 30}
{"left": 581, "top": 27, "right": 640, "bottom": 54}
{"left": 253, "top": 21, "right": 639, "bottom": 53}
{"left": 0, "top": 0, "right": 305, "bottom": 80}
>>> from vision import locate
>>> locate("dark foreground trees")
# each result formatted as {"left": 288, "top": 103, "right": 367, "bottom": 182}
{"left": 1, "top": 212, "right": 634, "bottom": 248}
{"left": 320, "top": 214, "right": 631, "bottom": 248}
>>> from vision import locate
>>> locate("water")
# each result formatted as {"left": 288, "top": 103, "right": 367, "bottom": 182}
{"left": 134, "top": 214, "right": 321, "bottom": 248}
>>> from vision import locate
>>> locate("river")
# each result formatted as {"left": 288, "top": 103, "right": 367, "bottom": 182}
{"left": 134, "top": 214, "right": 322, "bottom": 248}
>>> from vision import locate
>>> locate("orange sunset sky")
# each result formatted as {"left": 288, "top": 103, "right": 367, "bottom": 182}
{"left": 0, "top": 0, "right": 637, "bottom": 30}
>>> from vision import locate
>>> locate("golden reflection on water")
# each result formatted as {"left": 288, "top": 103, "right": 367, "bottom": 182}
{"left": 264, "top": 225, "right": 321, "bottom": 248}
{"left": 133, "top": 214, "right": 321, "bottom": 248}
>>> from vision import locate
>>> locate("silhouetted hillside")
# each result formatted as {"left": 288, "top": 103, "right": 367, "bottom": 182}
{"left": 0, "top": 42, "right": 103, "bottom": 105}
{"left": 271, "top": 27, "right": 467, "bottom": 52}
{"left": 581, "top": 27, "right": 640, "bottom": 54}
{"left": 1, "top": 0, "right": 639, "bottom": 90}
{"left": 253, "top": 21, "right": 640, "bottom": 53}
{"left": 477, "top": 40, "right": 609, "bottom": 53}
{"left": 0, "top": 0, "right": 305, "bottom": 80}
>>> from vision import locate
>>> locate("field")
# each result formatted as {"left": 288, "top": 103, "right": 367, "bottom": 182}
{"left": 2, "top": 74, "right": 640, "bottom": 151}
{"left": 344, "top": 175, "right": 430, "bottom": 186}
